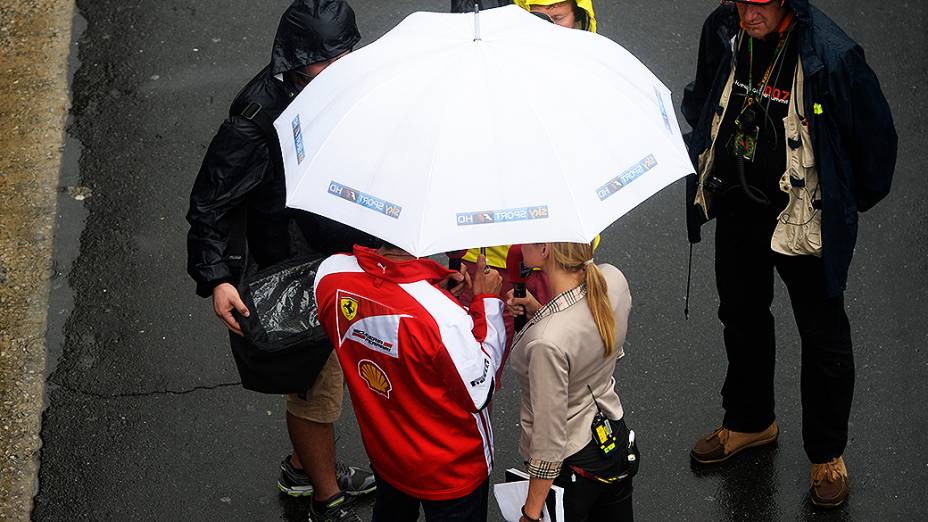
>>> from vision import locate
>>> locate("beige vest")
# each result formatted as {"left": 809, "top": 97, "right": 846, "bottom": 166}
{"left": 695, "top": 56, "right": 823, "bottom": 257}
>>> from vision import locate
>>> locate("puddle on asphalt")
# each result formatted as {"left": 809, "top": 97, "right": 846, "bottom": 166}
{"left": 0, "top": 2, "right": 83, "bottom": 519}
{"left": 44, "top": 8, "right": 89, "bottom": 381}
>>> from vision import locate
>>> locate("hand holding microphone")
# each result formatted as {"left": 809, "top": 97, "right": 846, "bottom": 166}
{"left": 446, "top": 250, "right": 468, "bottom": 294}
{"left": 505, "top": 245, "right": 539, "bottom": 331}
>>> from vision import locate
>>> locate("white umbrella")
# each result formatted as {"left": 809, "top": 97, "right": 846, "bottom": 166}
{"left": 275, "top": 5, "right": 693, "bottom": 258}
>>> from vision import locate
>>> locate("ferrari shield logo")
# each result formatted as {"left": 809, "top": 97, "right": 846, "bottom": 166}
{"left": 340, "top": 297, "right": 359, "bottom": 321}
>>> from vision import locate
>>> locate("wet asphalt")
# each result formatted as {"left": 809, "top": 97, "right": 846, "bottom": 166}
{"left": 34, "top": 0, "right": 928, "bottom": 520}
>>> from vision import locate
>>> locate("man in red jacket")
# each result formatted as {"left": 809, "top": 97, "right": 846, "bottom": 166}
{"left": 315, "top": 243, "right": 505, "bottom": 521}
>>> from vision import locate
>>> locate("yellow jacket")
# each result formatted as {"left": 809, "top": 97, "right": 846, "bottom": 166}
{"left": 514, "top": 0, "right": 597, "bottom": 33}
{"left": 463, "top": 235, "right": 602, "bottom": 269}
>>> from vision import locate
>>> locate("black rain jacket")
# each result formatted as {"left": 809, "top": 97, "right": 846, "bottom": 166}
{"left": 681, "top": 0, "right": 897, "bottom": 297}
{"left": 451, "top": 0, "right": 512, "bottom": 13}
{"left": 186, "top": 0, "right": 367, "bottom": 298}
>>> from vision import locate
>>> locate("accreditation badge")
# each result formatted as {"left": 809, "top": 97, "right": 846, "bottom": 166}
{"left": 732, "top": 113, "right": 760, "bottom": 163}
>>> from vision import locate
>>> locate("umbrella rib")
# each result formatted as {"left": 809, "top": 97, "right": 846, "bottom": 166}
{"left": 289, "top": 44, "right": 463, "bottom": 209}
{"left": 412, "top": 44, "right": 482, "bottom": 255}
{"left": 506, "top": 50, "right": 592, "bottom": 241}
{"left": 508, "top": 42, "right": 685, "bottom": 240}
{"left": 515, "top": 31, "right": 682, "bottom": 157}
{"left": 563, "top": 46, "right": 684, "bottom": 153}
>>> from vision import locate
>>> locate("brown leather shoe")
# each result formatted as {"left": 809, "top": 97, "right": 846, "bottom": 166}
{"left": 690, "top": 421, "right": 779, "bottom": 464}
{"left": 810, "top": 456, "right": 849, "bottom": 508}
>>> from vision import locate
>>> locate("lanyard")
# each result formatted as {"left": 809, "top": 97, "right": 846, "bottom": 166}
{"left": 742, "top": 26, "right": 793, "bottom": 111}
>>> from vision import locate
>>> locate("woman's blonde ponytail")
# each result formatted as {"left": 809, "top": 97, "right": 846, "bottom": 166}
{"left": 585, "top": 263, "right": 616, "bottom": 357}
{"left": 549, "top": 241, "right": 616, "bottom": 357}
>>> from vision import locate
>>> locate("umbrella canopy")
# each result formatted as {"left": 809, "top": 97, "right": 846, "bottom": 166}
{"left": 275, "top": 5, "right": 693, "bottom": 258}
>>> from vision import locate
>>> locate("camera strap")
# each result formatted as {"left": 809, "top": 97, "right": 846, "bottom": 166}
{"left": 732, "top": 28, "right": 792, "bottom": 163}
{"left": 746, "top": 31, "right": 790, "bottom": 109}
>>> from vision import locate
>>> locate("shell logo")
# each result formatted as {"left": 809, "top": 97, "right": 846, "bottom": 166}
{"left": 358, "top": 359, "right": 392, "bottom": 398}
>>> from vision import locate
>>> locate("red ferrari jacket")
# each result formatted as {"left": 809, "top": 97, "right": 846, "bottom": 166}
{"left": 314, "top": 246, "right": 507, "bottom": 501}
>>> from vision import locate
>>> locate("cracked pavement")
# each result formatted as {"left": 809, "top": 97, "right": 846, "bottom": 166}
{"left": 21, "top": 0, "right": 928, "bottom": 521}
{"left": 45, "top": 379, "right": 242, "bottom": 399}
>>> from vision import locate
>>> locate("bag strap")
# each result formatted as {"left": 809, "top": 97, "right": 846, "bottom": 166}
{"left": 225, "top": 101, "right": 286, "bottom": 280}
{"left": 240, "top": 101, "right": 286, "bottom": 180}
{"left": 227, "top": 101, "right": 304, "bottom": 282}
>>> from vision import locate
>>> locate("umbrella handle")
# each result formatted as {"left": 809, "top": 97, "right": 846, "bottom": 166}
{"left": 446, "top": 250, "right": 468, "bottom": 290}
{"left": 448, "top": 257, "right": 463, "bottom": 291}
{"left": 506, "top": 246, "right": 529, "bottom": 332}
{"left": 513, "top": 281, "right": 527, "bottom": 332}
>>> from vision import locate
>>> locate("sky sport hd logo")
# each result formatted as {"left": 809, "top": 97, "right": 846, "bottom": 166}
{"left": 456, "top": 205, "right": 549, "bottom": 226}
{"left": 328, "top": 181, "right": 402, "bottom": 219}
{"left": 596, "top": 154, "right": 659, "bottom": 201}
{"left": 291, "top": 115, "right": 305, "bottom": 164}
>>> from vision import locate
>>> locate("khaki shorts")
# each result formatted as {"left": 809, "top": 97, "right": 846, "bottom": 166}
{"left": 286, "top": 351, "right": 343, "bottom": 423}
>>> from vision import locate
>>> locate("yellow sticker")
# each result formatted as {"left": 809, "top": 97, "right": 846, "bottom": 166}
{"left": 596, "top": 425, "right": 607, "bottom": 441}
{"left": 813, "top": 103, "right": 824, "bottom": 115}
{"left": 340, "top": 297, "right": 358, "bottom": 321}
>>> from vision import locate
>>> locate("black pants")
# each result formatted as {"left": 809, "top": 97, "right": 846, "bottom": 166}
{"left": 371, "top": 475, "right": 489, "bottom": 522}
{"left": 553, "top": 471, "right": 633, "bottom": 522}
{"left": 550, "top": 419, "right": 635, "bottom": 522}
{"left": 715, "top": 203, "right": 854, "bottom": 463}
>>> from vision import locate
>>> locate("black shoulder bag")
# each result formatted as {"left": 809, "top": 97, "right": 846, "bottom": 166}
{"left": 227, "top": 102, "right": 333, "bottom": 394}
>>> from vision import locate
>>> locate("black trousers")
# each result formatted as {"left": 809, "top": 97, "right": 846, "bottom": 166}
{"left": 715, "top": 203, "right": 854, "bottom": 463}
{"left": 553, "top": 472, "right": 633, "bottom": 522}
{"left": 371, "top": 475, "right": 489, "bottom": 522}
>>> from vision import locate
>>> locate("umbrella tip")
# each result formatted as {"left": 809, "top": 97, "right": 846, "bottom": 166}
{"left": 473, "top": 2, "right": 481, "bottom": 42}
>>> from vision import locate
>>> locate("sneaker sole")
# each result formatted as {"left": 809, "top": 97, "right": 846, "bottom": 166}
{"left": 343, "top": 484, "right": 377, "bottom": 497}
{"left": 277, "top": 482, "right": 314, "bottom": 497}
{"left": 277, "top": 482, "right": 376, "bottom": 498}
{"left": 690, "top": 429, "right": 779, "bottom": 465}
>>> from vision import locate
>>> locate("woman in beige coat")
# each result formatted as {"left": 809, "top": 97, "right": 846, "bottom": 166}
{"left": 507, "top": 241, "right": 634, "bottom": 522}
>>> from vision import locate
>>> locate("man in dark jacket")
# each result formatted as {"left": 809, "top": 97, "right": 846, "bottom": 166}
{"left": 186, "top": 1, "right": 376, "bottom": 520}
{"left": 682, "top": 0, "right": 896, "bottom": 508}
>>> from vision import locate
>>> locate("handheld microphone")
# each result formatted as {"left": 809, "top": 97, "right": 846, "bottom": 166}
{"left": 446, "top": 250, "right": 468, "bottom": 290}
{"left": 506, "top": 245, "right": 529, "bottom": 332}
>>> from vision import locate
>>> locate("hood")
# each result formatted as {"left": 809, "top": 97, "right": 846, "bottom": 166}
{"left": 719, "top": 0, "right": 811, "bottom": 40}
{"left": 270, "top": 0, "right": 361, "bottom": 75}
{"left": 788, "top": 0, "right": 811, "bottom": 26}
{"left": 353, "top": 246, "right": 454, "bottom": 285}
{"left": 514, "top": 0, "right": 597, "bottom": 33}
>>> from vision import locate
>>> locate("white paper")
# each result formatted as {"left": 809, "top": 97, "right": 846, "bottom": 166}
{"left": 553, "top": 483, "right": 565, "bottom": 522}
{"left": 493, "top": 469, "right": 565, "bottom": 522}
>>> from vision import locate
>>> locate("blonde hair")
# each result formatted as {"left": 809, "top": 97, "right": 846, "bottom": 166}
{"left": 548, "top": 241, "right": 615, "bottom": 357}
